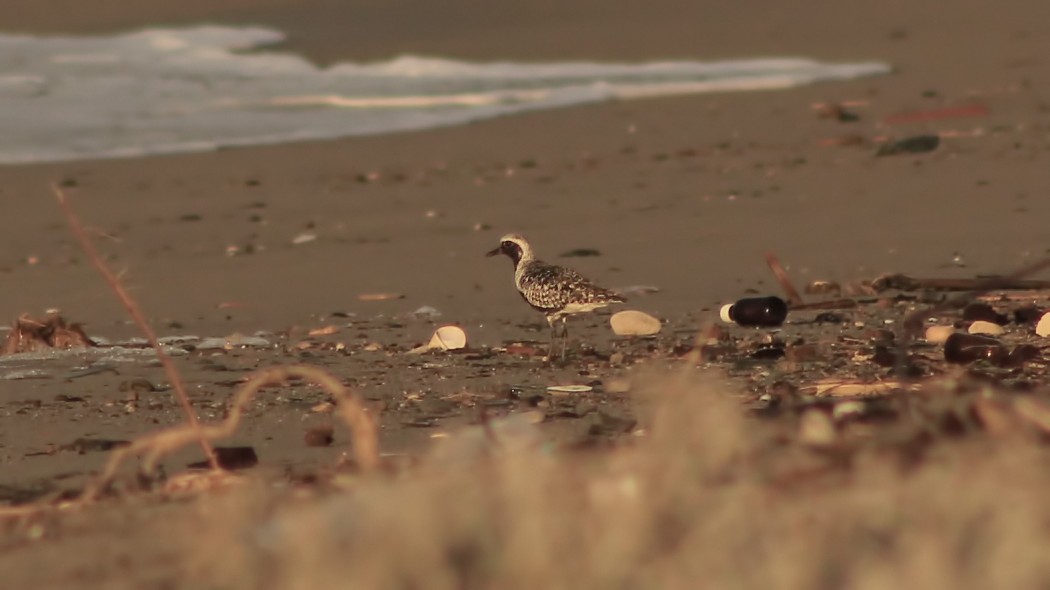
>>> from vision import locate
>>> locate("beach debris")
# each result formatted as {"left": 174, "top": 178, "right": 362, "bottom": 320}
{"left": 291, "top": 232, "right": 317, "bottom": 245}
{"left": 1037, "top": 313, "right": 1050, "bottom": 337}
{"left": 875, "top": 134, "right": 940, "bottom": 156}
{"left": 883, "top": 103, "right": 989, "bottom": 125}
{"left": 610, "top": 310, "right": 662, "bottom": 336}
{"left": 408, "top": 325, "right": 467, "bottom": 353}
{"left": 967, "top": 320, "right": 1005, "bottom": 336}
{"left": 2, "top": 313, "right": 94, "bottom": 355}
{"left": 358, "top": 292, "right": 405, "bottom": 302}
{"left": 719, "top": 296, "right": 788, "bottom": 327}
{"left": 304, "top": 425, "right": 335, "bottom": 447}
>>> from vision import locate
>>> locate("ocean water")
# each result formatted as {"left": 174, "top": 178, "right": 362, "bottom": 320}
{"left": 0, "top": 26, "right": 891, "bottom": 164}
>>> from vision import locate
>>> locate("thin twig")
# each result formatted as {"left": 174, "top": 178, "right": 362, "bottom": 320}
{"left": 53, "top": 184, "right": 220, "bottom": 470}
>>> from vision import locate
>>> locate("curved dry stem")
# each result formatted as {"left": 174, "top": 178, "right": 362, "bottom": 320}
{"left": 81, "top": 365, "right": 379, "bottom": 502}
{"left": 53, "top": 183, "right": 219, "bottom": 470}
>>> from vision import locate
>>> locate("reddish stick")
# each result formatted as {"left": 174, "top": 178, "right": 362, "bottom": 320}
{"left": 53, "top": 184, "right": 220, "bottom": 471}
{"left": 765, "top": 252, "right": 805, "bottom": 307}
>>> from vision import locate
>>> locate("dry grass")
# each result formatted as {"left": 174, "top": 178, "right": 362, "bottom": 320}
{"left": 186, "top": 369, "right": 1050, "bottom": 590}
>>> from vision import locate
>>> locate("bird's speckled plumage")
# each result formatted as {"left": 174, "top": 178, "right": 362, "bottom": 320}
{"left": 487, "top": 233, "right": 625, "bottom": 359}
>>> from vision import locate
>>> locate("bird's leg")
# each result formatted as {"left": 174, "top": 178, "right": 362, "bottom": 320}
{"left": 545, "top": 316, "right": 558, "bottom": 362}
{"left": 559, "top": 317, "right": 569, "bottom": 360}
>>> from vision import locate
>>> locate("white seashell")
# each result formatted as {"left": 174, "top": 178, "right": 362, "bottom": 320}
{"left": 409, "top": 325, "right": 467, "bottom": 353}
{"left": 610, "top": 310, "right": 661, "bottom": 336}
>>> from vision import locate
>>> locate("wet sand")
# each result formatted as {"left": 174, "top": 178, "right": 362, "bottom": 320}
{"left": 2, "top": 0, "right": 1050, "bottom": 586}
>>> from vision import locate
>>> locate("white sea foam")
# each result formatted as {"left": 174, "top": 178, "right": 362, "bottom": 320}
{"left": 0, "top": 26, "right": 891, "bottom": 164}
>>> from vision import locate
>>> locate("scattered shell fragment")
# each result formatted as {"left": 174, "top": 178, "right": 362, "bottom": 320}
{"left": 1036, "top": 312, "right": 1050, "bottom": 337}
{"left": 798, "top": 409, "right": 836, "bottom": 447}
{"left": 968, "top": 320, "right": 1005, "bottom": 336}
{"left": 304, "top": 425, "right": 335, "bottom": 447}
{"left": 613, "top": 285, "right": 661, "bottom": 296}
{"left": 196, "top": 334, "right": 271, "bottom": 351}
{"left": 358, "top": 292, "right": 405, "bottom": 302}
{"left": 409, "top": 325, "right": 467, "bottom": 353}
{"left": 831, "top": 400, "right": 866, "bottom": 422}
{"left": 924, "top": 325, "right": 955, "bottom": 345}
{"left": 804, "top": 280, "right": 842, "bottom": 296}
{"left": 610, "top": 310, "right": 661, "bottom": 336}
{"left": 546, "top": 384, "right": 593, "bottom": 394}
{"left": 291, "top": 232, "right": 317, "bottom": 245}
{"left": 308, "top": 325, "right": 340, "bottom": 337}
{"left": 805, "top": 379, "right": 911, "bottom": 398}
{"left": 412, "top": 305, "right": 442, "bottom": 319}
{"left": 311, "top": 402, "right": 335, "bottom": 414}
{"left": 1013, "top": 397, "right": 1050, "bottom": 434}
{"left": 2, "top": 313, "right": 95, "bottom": 355}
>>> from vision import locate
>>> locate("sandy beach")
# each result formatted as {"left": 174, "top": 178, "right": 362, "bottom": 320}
{"left": 2, "top": 0, "right": 1050, "bottom": 587}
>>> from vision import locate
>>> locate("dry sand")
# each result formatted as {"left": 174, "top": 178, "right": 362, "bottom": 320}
{"left": 1, "top": 0, "right": 1050, "bottom": 587}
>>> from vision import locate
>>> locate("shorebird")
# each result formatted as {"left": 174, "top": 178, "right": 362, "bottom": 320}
{"left": 486, "top": 233, "right": 625, "bottom": 360}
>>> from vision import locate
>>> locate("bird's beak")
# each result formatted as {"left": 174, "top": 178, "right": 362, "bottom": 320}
{"left": 485, "top": 246, "right": 501, "bottom": 257}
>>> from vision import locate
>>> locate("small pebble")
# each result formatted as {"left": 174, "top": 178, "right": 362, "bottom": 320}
{"left": 968, "top": 320, "right": 1005, "bottom": 336}
{"left": 1036, "top": 312, "right": 1050, "bottom": 337}
{"left": 925, "top": 325, "right": 955, "bottom": 344}
{"left": 610, "top": 310, "right": 661, "bottom": 336}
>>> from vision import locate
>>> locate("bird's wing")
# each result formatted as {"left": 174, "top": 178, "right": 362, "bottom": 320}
{"left": 518, "top": 262, "right": 623, "bottom": 311}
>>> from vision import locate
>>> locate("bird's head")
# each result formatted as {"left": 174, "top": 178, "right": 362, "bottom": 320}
{"left": 486, "top": 233, "right": 533, "bottom": 266}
